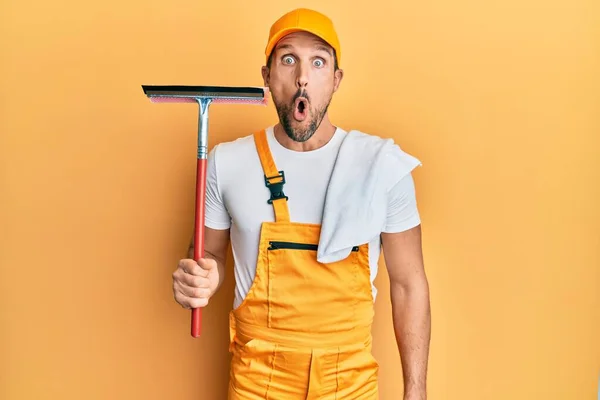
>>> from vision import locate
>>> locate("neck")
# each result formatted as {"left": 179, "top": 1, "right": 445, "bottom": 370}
{"left": 273, "top": 115, "right": 337, "bottom": 152}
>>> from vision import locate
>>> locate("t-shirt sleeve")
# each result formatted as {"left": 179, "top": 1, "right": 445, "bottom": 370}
{"left": 204, "top": 145, "right": 231, "bottom": 230}
{"left": 383, "top": 172, "right": 421, "bottom": 233}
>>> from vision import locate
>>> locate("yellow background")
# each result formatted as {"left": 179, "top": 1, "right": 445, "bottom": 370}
{"left": 2, "top": 0, "right": 599, "bottom": 399}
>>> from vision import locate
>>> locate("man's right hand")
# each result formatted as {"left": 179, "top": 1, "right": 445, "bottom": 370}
{"left": 172, "top": 257, "right": 220, "bottom": 309}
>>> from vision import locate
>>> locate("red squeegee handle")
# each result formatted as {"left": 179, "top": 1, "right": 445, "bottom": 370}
{"left": 191, "top": 157, "right": 207, "bottom": 338}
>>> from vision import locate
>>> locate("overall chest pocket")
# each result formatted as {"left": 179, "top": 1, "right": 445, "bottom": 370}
{"left": 266, "top": 240, "right": 361, "bottom": 332}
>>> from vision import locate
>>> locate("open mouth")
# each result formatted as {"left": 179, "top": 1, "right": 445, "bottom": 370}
{"left": 293, "top": 97, "right": 308, "bottom": 121}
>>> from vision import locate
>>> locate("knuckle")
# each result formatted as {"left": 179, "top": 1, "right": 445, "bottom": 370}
{"left": 185, "top": 261, "right": 197, "bottom": 273}
{"left": 173, "top": 276, "right": 183, "bottom": 287}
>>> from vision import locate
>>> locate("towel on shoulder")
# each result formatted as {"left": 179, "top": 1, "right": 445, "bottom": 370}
{"left": 317, "top": 129, "right": 422, "bottom": 263}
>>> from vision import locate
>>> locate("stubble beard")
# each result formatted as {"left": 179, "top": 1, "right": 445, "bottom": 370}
{"left": 274, "top": 90, "right": 332, "bottom": 143}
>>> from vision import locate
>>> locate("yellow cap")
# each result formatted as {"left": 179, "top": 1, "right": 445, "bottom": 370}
{"left": 265, "top": 8, "right": 341, "bottom": 67}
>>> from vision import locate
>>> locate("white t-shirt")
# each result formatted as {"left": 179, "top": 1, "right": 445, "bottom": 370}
{"left": 204, "top": 126, "right": 421, "bottom": 308}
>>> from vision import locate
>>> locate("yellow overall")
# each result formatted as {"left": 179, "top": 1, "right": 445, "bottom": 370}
{"left": 228, "top": 129, "right": 379, "bottom": 399}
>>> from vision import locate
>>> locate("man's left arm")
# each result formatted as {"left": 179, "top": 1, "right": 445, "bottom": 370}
{"left": 382, "top": 226, "right": 430, "bottom": 399}
{"left": 381, "top": 173, "right": 431, "bottom": 400}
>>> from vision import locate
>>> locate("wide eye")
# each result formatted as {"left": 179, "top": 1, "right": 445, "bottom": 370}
{"left": 282, "top": 56, "right": 295, "bottom": 65}
{"left": 313, "top": 59, "right": 324, "bottom": 67}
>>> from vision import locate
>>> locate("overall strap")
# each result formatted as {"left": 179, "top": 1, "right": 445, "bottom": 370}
{"left": 253, "top": 129, "right": 290, "bottom": 223}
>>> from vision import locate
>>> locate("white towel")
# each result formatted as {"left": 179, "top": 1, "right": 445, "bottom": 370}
{"left": 317, "top": 129, "right": 422, "bottom": 263}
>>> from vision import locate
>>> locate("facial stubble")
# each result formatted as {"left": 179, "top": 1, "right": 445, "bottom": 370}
{"left": 274, "top": 89, "right": 332, "bottom": 143}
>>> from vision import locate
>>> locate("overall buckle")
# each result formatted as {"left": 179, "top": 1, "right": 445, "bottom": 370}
{"left": 264, "top": 171, "right": 288, "bottom": 204}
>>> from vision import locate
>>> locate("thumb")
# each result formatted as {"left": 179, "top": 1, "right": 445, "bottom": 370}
{"left": 197, "top": 257, "right": 216, "bottom": 270}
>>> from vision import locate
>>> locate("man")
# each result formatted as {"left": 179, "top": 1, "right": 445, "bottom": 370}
{"left": 172, "top": 8, "right": 431, "bottom": 400}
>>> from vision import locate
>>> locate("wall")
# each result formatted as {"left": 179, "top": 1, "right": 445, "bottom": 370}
{"left": 1, "top": 0, "right": 599, "bottom": 399}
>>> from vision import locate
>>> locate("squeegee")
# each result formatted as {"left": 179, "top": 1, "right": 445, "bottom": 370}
{"left": 142, "top": 84, "right": 269, "bottom": 338}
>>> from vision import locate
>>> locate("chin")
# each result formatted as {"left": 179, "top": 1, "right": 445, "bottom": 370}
{"left": 283, "top": 119, "right": 319, "bottom": 143}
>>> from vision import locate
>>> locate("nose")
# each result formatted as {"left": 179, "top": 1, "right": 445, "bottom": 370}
{"left": 295, "top": 60, "right": 309, "bottom": 89}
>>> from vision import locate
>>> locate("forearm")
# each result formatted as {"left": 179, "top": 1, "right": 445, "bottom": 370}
{"left": 390, "top": 279, "right": 431, "bottom": 399}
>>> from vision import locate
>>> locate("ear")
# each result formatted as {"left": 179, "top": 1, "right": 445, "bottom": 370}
{"left": 333, "top": 68, "right": 344, "bottom": 93}
{"left": 261, "top": 66, "right": 270, "bottom": 87}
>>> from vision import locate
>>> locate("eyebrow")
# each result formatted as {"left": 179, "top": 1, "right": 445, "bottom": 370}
{"left": 315, "top": 45, "right": 333, "bottom": 56}
{"left": 275, "top": 43, "right": 293, "bottom": 52}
